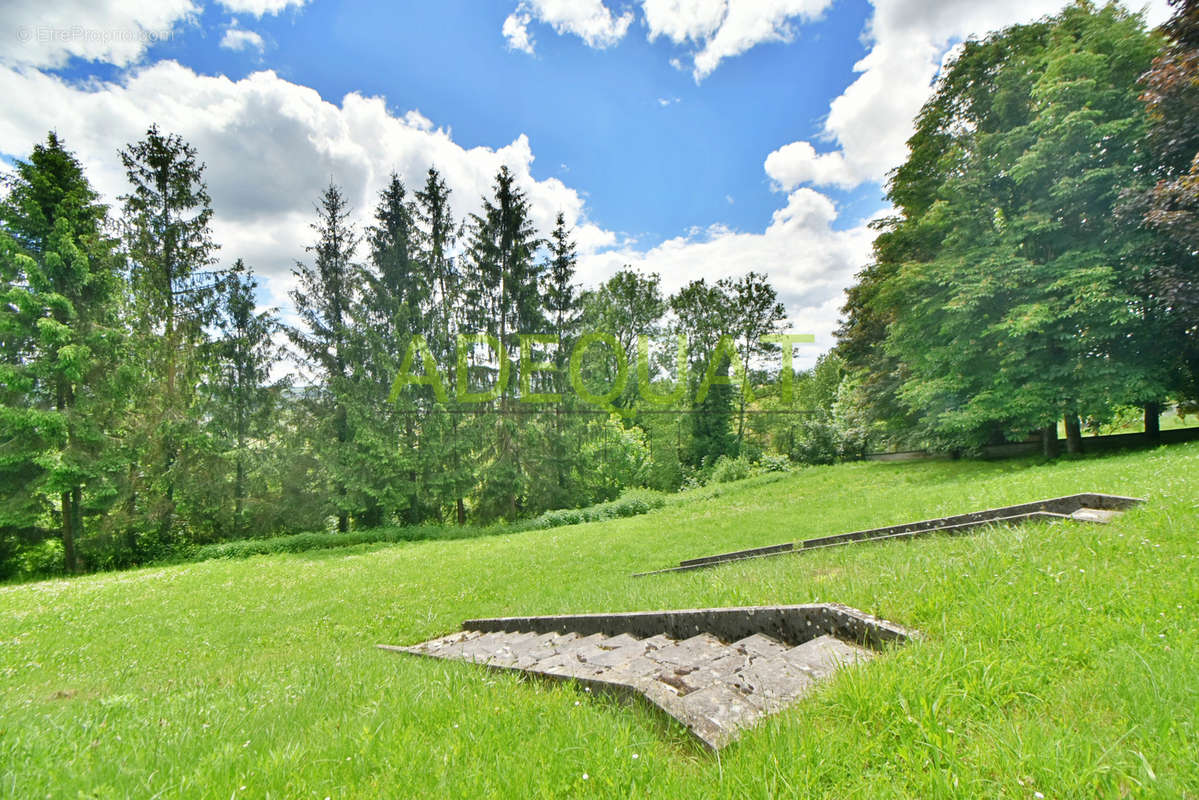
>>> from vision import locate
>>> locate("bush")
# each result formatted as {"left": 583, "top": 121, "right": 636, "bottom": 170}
{"left": 14, "top": 538, "right": 64, "bottom": 580}
{"left": 528, "top": 489, "right": 667, "bottom": 529}
{"left": 710, "top": 454, "right": 752, "bottom": 483}
{"left": 757, "top": 453, "right": 791, "bottom": 473}
{"left": 188, "top": 488, "right": 670, "bottom": 562}
{"left": 192, "top": 524, "right": 474, "bottom": 561}
{"left": 790, "top": 417, "right": 841, "bottom": 465}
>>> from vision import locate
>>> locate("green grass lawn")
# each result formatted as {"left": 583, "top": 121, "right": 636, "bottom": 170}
{"left": 2, "top": 445, "right": 1197, "bottom": 798}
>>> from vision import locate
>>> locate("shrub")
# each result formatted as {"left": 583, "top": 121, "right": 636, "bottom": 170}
{"left": 757, "top": 453, "right": 791, "bottom": 473}
{"left": 15, "top": 538, "right": 64, "bottom": 580}
{"left": 527, "top": 489, "right": 667, "bottom": 529}
{"left": 188, "top": 488, "right": 670, "bottom": 563}
{"left": 710, "top": 454, "right": 752, "bottom": 483}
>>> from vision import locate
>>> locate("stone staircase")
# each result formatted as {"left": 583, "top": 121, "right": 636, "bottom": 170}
{"left": 636, "top": 492, "right": 1145, "bottom": 577}
{"left": 381, "top": 604, "right": 911, "bottom": 749}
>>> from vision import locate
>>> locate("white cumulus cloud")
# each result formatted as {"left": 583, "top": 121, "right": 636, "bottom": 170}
{"left": 504, "top": 0, "right": 634, "bottom": 54}
{"left": 215, "top": 0, "right": 307, "bottom": 16}
{"left": 220, "top": 26, "right": 265, "bottom": 53}
{"left": 765, "top": 0, "right": 1175, "bottom": 192}
{"left": 502, "top": 10, "right": 536, "bottom": 54}
{"left": 0, "top": 0, "right": 197, "bottom": 68}
{"left": 579, "top": 187, "right": 876, "bottom": 365}
{"left": 0, "top": 62, "right": 613, "bottom": 320}
{"left": 764, "top": 141, "right": 858, "bottom": 191}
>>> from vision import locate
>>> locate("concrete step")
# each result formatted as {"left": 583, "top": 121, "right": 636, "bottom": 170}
{"left": 385, "top": 618, "right": 882, "bottom": 749}
{"left": 636, "top": 492, "right": 1145, "bottom": 576}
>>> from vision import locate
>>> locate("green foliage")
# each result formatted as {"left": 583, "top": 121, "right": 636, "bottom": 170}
{"left": 12, "top": 537, "right": 64, "bottom": 581}
{"left": 186, "top": 487, "right": 668, "bottom": 561}
{"left": 4, "top": 446, "right": 1196, "bottom": 796}
{"left": 1, "top": 133, "right": 125, "bottom": 572}
{"left": 529, "top": 488, "right": 667, "bottom": 529}
{"left": 286, "top": 182, "right": 361, "bottom": 532}
{"left": 709, "top": 453, "right": 752, "bottom": 483}
{"left": 839, "top": 3, "right": 1175, "bottom": 453}
{"left": 192, "top": 523, "right": 482, "bottom": 561}
{"left": 119, "top": 124, "right": 223, "bottom": 547}
{"left": 1123, "top": 0, "right": 1199, "bottom": 400}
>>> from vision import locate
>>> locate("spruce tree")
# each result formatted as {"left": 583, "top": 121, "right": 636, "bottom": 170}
{"left": 120, "top": 125, "right": 220, "bottom": 545}
{"left": 413, "top": 167, "right": 473, "bottom": 524}
{"left": 537, "top": 213, "right": 583, "bottom": 509}
{"left": 287, "top": 183, "right": 360, "bottom": 532}
{"left": 1, "top": 132, "right": 124, "bottom": 572}
{"left": 353, "top": 174, "right": 424, "bottom": 525}
{"left": 463, "top": 166, "right": 544, "bottom": 520}
{"left": 208, "top": 259, "right": 282, "bottom": 534}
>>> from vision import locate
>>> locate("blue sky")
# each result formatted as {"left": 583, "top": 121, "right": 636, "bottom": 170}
{"left": 0, "top": 0, "right": 1170, "bottom": 364}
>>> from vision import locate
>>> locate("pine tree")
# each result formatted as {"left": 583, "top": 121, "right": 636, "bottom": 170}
{"left": 544, "top": 213, "right": 580, "bottom": 382}
{"left": 463, "top": 166, "right": 544, "bottom": 521}
{"left": 537, "top": 213, "right": 583, "bottom": 509}
{"left": 352, "top": 174, "right": 425, "bottom": 525}
{"left": 208, "top": 259, "right": 282, "bottom": 534}
{"left": 413, "top": 167, "right": 472, "bottom": 524}
{"left": 120, "top": 125, "right": 220, "bottom": 545}
{"left": 1, "top": 132, "right": 124, "bottom": 572}
{"left": 287, "top": 182, "right": 360, "bottom": 532}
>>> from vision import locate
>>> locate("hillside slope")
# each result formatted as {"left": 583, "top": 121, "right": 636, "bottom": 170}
{"left": 2, "top": 445, "right": 1197, "bottom": 798}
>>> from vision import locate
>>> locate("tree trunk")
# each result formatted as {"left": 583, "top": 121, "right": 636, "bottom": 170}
{"left": 235, "top": 401, "right": 246, "bottom": 528}
{"left": 1064, "top": 413, "right": 1083, "bottom": 454}
{"left": 162, "top": 270, "right": 177, "bottom": 541}
{"left": 335, "top": 403, "right": 349, "bottom": 533}
{"left": 736, "top": 340, "right": 750, "bottom": 452}
{"left": 70, "top": 486, "right": 82, "bottom": 568}
{"left": 55, "top": 381, "right": 78, "bottom": 573}
{"left": 125, "top": 461, "right": 139, "bottom": 554}
{"left": 61, "top": 491, "right": 77, "bottom": 573}
{"left": 234, "top": 454, "right": 245, "bottom": 528}
{"left": 456, "top": 497, "right": 466, "bottom": 526}
{"left": 1042, "top": 424, "right": 1060, "bottom": 458}
{"left": 1144, "top": 401, "right": 1161, "bottom": 443}
{"left": 736, "top": 394, "right": 747, "bottom": 453}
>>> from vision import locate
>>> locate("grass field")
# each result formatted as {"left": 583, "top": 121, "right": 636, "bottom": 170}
{"left": 2, "top": 445, "right": 1197, "bottom": 798}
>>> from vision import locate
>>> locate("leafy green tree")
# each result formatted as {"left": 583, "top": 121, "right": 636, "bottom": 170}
{"left": 1136, "top": 0, "right": 1199, "bottom": 255}
{"left": 1, "top": 133, "right": 124, "bottom": 572}
{"left": 670, "top": 278, "right": 736, "bottom": 466}
{"left": 287, "top": 182, "right": 361, "bottom": 532}
{"left": 840, "top": 4, "right": 1166, "bottom": 456}
{"left": 727, "top": 271, "right": 788, "bottom": 449}
{"left": 1125, "top": 0, "right": 1199, "bottom": 422}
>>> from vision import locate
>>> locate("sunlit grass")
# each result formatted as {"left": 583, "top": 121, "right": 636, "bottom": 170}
{"left": 2, "top": 444, "right": 1197, "bottom": 797}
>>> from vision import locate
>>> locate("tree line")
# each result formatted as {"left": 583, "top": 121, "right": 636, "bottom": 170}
{"left": 831, "top": 0, "right": 1199, "bottom": 457}
{"left": 10, "top": 1, "right": 1191, "bottom": 578}
{"left": 2, "top": 128, "right": 820, "bottom": 577}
